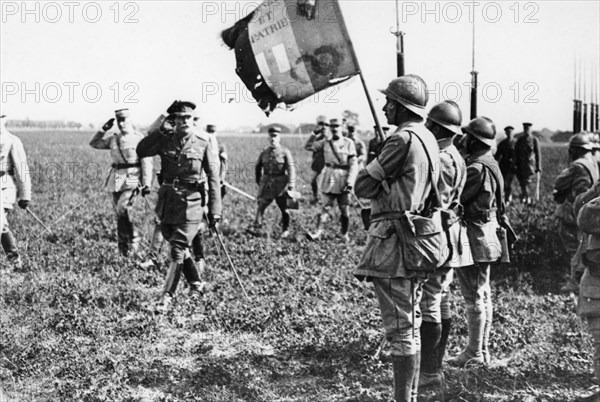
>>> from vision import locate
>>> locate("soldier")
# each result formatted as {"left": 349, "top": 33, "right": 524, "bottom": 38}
{"left": 346, "top": 124, "right": 366, "bottom": 168}
{"left": 354, "top": 74, "right": 437, "bottom": 401}
{"left": 136, "top": 101, "right": 222, "bottom": 308}
{"left": 553, "top": 133, "right": 599, "bottom": 293}
{"left": 252, "top": 127, "right": 296, "bottom": 238}
{"left": 448, "top": 117, "right": 504, "bottom": 367}
{"left": 366, "top": 125, "right": 390, "bottom": 165}
{"left": 304, "top": 116, "right": 328, "bottom": 204}
{"left": 306, "top": 118, "right": 357, "bottom": 242}
{"left": 90, "top": 109, "right": 153, "bottom": 256}
{"left": 0, "top": 114, "right": 32, "bottom": 270}
{"left": 419, "top": 101, "right": 471, "bottom": 389}
{"left": 495, "top": 125, "right": 516, "bottom": 203}
{"left": 514, "top": 122, "right": 542, "bottom": 205}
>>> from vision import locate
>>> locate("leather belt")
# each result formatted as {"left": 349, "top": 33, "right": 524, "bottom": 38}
{"left": 0, "top": 169, "right": 14, "bottom": 177}
{"left": 162, "top": 178, "right": 199, "bottom": 191}
{"left": 325, "top": 163, "right": 349, "bottom": 170}
{"left": 111, "top": 163, "right": 141, "bottom": 169}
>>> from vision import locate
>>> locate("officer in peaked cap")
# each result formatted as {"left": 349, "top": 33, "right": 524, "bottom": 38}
{"left": 495, "top": 125, "right": 517, "bottom": 203}
{"left": 137, "top": 100, "right": 222, "bottom": 310}
{"left": 306, "top": 117, "right": 358, "bottom": 242}
{"left": 304, "top": 116, "right": 329, "bottom": 204}
{"left": 90, "top": 108, "right": 153, "bottom": 256}
{"left": 514, "top": 122, "right": 541, "bottom": 205}
{"left": 0, "top": 113, "right": 32, "bottom": 270}
{"left": 252, "top": 126, "right": 296, "bottom": 238}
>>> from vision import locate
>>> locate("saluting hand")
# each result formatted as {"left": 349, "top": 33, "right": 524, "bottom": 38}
{"left": 102, "top": 118, "right": 115, "bottom": 132}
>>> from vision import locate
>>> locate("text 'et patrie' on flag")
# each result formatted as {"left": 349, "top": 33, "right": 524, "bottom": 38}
{"left": 221, "top": 0, "right": 360, "bottom": 115}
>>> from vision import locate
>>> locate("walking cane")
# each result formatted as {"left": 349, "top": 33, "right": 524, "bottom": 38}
{"left": 25, "top": 207, "right": 54, "bottom": 235}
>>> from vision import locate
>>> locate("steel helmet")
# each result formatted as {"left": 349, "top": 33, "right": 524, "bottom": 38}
{"left": 427, "top": 101, "right": 463, "bottom": 135}
{"left": 569, "top": 133, "right": 594, "bottom": 150}
{"left": 379, "top": 74, "right": 429, "bottom": 117}
{"left": 464, "top": 116, "right": 496, "bottom": 147}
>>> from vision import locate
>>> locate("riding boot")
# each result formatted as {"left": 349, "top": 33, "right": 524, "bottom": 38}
{"left": 392, "top": 355, "right": 418, "bottom": 402}
{"left": 192, "top": 232, "right": 204, "bottom": 261}
{"left": 340, "top": 215, "right": 349, "bottom": 235}
{"left": 1, "top": 230, "right": 20, "bottom": 261}
{"left": 438, "top": 318, "right": 453, "bottom": 369}
{"left": 281, "top": 210, "right": 290, "bottom": 232}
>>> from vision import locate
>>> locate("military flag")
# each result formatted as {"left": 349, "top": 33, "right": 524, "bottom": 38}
{"left": 221, "top": 0, "right": 360, "bottom": 115}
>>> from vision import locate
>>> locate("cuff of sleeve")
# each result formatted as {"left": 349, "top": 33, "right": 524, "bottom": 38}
{"left": 365, "top": 160, "right": 386, "bottom": 181}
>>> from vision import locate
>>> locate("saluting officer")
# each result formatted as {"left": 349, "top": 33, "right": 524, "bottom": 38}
{"left": 495, "top": 125, "right": 517, "bottom": 203}
{"left": 553, "top": 133, "right": 599, "bottom": 293}
{"left": 514, "top": 122, "right": 541, "bottom": 205}
{"left": 419, "top": 101, "right": 471, "bottom": 389}
{"left": 304, "top": 116, "right": 328, "bottom": 204}
{"left": 306, "top": 118, "right": 358, "bottom": 242}
{"left": 354, "top": 74, "right": 438, "bottom": 401}
{"left": 252, "top": 127, "right": 296, "bottom": 238}
{"left": 448, "top": 117, "right": 504, "bottom": 368}
{"left": 0, "top": 114, "right": 32, "bottom": 270}
{"left": 136, "top": 101, "right": 222, "bottom": 308}
{"left": 90, "top": 109, "right": 153, "bottom": 256}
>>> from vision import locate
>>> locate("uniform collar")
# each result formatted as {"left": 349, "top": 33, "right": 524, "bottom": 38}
{"left": 437, "top": 137, "right": 453, "bottom": 150}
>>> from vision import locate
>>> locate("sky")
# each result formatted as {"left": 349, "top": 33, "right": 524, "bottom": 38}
{"left": 1, "top": 0, "right": 599, "bottom": 132}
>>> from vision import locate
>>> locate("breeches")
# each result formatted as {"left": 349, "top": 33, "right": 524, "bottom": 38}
{"left": 161, "top": 221, "right": 200, "bottom": 263}
{"left": 455, "top": 264, "right": 491, "bottom": 313}
{"left": 112, "top": 190, "right": 134, "bottom": 218}
{"left": 420, "top": 268, "right": 454, "bottom": 323}
{"left": 372, "top": 277, "right": 424, "bottom": 356}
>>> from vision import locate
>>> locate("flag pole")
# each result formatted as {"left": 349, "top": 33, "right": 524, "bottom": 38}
{"left": 334, "top": 1, "right": 384, "bottom": 142}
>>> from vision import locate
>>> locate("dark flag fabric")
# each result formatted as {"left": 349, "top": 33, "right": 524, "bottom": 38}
{"left": 221, "top": 0, "right": 360, "bottom": 115}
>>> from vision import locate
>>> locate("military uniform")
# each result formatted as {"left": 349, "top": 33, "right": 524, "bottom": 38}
{"left": 304, "top": 123, "right": 327, "bottom": 203}
{"left": 254, "top": 128, "right": 296, "bottom": 235}
{"left": 514, "top": 127, "right": 541, "bottom": 203}
{"left": 495, "top": 129, "right": 516, "bottom": 202}
{"left": 90, "top": 110, "right": 152, "bottom": 255}
{"left": 0, "top": 120, "right": 32, "bottom": 267}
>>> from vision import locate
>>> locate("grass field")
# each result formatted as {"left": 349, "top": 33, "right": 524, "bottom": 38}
{"left": 0, "top": 131, "right": 597, "bottom": 401}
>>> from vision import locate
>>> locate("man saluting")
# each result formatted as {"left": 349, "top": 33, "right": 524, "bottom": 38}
{"left": 137, "top": 101, "right": 222, "bottom": 309}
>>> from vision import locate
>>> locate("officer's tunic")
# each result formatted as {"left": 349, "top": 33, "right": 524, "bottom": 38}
{"left": 312, "top": 136, "right": 357, "bottom": 194}
{"left": 136, "top": 127, "right": 222, "bottom": 263}
{"left": 514, "top": 133, "right": 541, "bottom": 183}
{"left": 255, "top": 145, "right": 295, "bottom": 201}
{"left": 0, "top": 129, "right": 31, "bottom": 210}
{"left": 354, "top": 121, "right": 439, "bottom": 356}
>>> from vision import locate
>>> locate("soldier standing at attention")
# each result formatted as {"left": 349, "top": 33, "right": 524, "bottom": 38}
{"left": 304, "top": 116, "right": 328, "bottom": 204}
{"left": 495, "top": 125, "right": 516, "bottom": 204}
{"left": 354, "top": 74, "right": 438, "bottom": 401}
{"left": 419, "top": 101, "right": 471, "bottom": 389}
{"left": 306, "top": 118, "right": 357, "bottom": 242}
{"left": 90, "top": 109, "right": 153, "bottom": 256}
{"left": 0, "top": 114, "right": 32, "bottom": 270}
{"left": 514, "top": 122, "right": 541, "bottom": 205}
{"left": 553, "top": 134, "right": 599, "bottom": 293}
{"left": 252, "top": 127, "right": 296, "bottom": 238}
{"left": 448, "top": 117, "right": 504, "bottom": 368}
{"left": 136, "top": 101, "right": 222, "bottom": 308}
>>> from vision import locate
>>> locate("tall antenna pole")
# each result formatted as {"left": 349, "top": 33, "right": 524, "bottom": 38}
{"left": 583, "top": 61, "right": 588, "bottom": 132}
{"left": 391, "top": 0, "right": 405, "bottom": 77}
{"left": 470, "top": 15, "right": 478, "bottom": 119}
{"left": 573, "top": 55, "right": 578, "bottom": 133}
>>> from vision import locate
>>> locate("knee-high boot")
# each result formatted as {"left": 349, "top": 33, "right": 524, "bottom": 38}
{"left": 438, "top": 318, "right": 453, "bottom": 369}
{"left": 419, "top": 321, "right": 443, "bottom": 388}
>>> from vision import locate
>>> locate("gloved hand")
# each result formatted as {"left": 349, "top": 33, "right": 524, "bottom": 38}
{"left": 220, "top": 184, "right": 227, "bottom": 198}
{"left": 344, "top": 185, "right": 353, "bottom": 193}
{"left": 208, "top": 214, "right": 221, "bottom": 229}
{"left": 102, "top": 118, "right": 115, "bottom": 132}
{"left": 141, "top": 186, "right": 151, "bottom": 196}
{"left": 161, "top": 116, "right": 175, "bottom": 134}
{"left": 18, "top": 199, "right": 30, "bottom": 209}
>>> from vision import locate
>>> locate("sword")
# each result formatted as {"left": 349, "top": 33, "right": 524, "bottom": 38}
{"left": 25, "top": 207, "right": 53, "bottom": 235}
{"left": 223, "top": 182, "right": 256, "bottom": 201}
{"left": 27, "top": 198, "right": 91, "bottom": 244}
{"left": 372, "top": 337, "right": 388, "bottom": 360}
{"left": 203, "top": 210, "right": 222, "bottom": 261}
{"left": 213, "top": 227, "right": 249, "bottom": 299}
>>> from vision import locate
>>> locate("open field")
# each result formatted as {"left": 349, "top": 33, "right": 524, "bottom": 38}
{"left": 0, "top": 131, "right": 597, "bottom": 401}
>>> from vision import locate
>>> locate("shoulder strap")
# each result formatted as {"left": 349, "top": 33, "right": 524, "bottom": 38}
{"left": 476, "top": 157, "right": 505, "bottom": 216}
{"left": 328, "top": 140, "right": 344, "bottom": 165}
{"left": 114, "top": 135, "right": 129, "bottom": 164}
{"left": 411, "top": 131, "right": 442, "bottom": 209}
